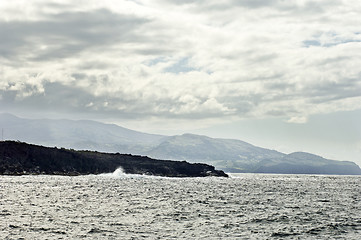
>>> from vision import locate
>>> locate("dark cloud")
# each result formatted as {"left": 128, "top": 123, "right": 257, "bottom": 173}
{"left": 231, "top": 0, "right": 279, "bottom": 9}
{"left": 0, "top": 81, "right": 131, "bottom": 118}
{"left": 174, "top": 0, "right": 341, "bottom": 16}
{"left": 135, "top": 47, "right": 173, "bottom": 56}
{"left": 166, "top": 0, "right": 204, "bottom": 5}
{"left": 0, "top": 80, "right": 235, "bottom": 120}
{"left": 229, "top": 0, "right": 341, "bottom": 13}
{"left": 0, "top": 9, "right": 150, "bottom": 63}
{"left": 265, "top": 81, "right": 295, "bottom": 91}
{"left": 305, "top": 78, "right": 361, "bottom": 104}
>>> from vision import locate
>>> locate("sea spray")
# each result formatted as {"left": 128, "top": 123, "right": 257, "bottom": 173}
{"left": 98, "top": 167, "right": 170, "bottom": 179}
{"left": 98, "top": 167, "right": 128, "bottom": 178}
{"left": 112, "top": 167, "right": 126, "bottom": 177}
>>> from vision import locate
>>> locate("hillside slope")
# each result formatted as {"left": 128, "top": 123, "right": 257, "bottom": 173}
{"left": 0, "top": 113, "right": 166, "bottom": 153}
{"left": 1, "top": 113, "right": 360, "bottom": 175}
{"left": 145, "top": 134, "right": 361, "bottom": 175}
{"left": 145, "top": 133, "right": 284, "bottom": 172}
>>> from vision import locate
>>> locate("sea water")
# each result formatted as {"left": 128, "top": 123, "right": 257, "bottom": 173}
{"left": 0, "top": 172, "right": 360, "bottom": 239}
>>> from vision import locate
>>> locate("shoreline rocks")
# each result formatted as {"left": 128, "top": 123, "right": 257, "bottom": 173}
{"left": 0, "top": 141, "right": 228, "bottom": 178}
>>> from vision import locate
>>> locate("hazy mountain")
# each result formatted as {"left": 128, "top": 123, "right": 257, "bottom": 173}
{"left": 144, "top": 133, "right": 285, "bottom": 172}
{"left": 253, "top": 152, "right": 361, "bottom": 175}
{"left": 143, "top": 134, "right": 361, "bottom": 175}
{"left": 1, "top": 113, "right": 360, "bottom": 175}
{"left": 0, "top": 113, "right": 166, "bottom": 154}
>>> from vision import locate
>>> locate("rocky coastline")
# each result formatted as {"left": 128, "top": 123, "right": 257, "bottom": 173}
{"left": 0, "top": 141, "right": 228, "bottom": 177}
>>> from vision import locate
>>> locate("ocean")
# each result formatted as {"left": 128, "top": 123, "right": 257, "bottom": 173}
{"left": 1, "top": 171, "right": 360, "bottom": 239}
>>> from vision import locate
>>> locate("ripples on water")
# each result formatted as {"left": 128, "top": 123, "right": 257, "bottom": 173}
{"left": 0, "top": 171, "right": 360, "bottom": 239}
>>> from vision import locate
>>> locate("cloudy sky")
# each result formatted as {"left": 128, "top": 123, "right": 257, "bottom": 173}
{"left": 1, "top": 0, "right": 360, "bottom": 165}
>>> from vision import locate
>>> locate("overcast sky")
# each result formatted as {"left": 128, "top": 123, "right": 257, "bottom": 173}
{"left": 0, "top": 0, "right": 360, "bottom": 165}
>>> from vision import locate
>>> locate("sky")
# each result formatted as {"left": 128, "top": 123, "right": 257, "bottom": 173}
{"left": 0, "top": 0, "right": 360, "bottom": 165}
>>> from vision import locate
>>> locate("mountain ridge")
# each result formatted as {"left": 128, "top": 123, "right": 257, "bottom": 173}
{"left": 1, "top": 113, "right": 360, "bottom": 175}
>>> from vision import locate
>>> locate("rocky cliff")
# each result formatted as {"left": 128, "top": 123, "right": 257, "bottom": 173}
{"left": 0, "top": 141, "right": 228, "bottom": 177}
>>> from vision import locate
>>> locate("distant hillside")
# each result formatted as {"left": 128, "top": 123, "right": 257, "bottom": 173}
{"left": 0, "top": 141, "right": 228, "bottom": 177}
{"left": 144, "top": 134, "right": 361, "bottom": 175}
{"left": 254, "top": 152, "right": 361, "bottom": 175}
{"left": 0, "top": 113, "right": 166, "bottom": 153}
{"left": 144, "top": 133, "right": 284, "bottom": 171}
{"left": 1, "top": 113, "right": 360, "bottom": 175}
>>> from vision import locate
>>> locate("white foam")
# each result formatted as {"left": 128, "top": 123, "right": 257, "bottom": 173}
{"left": 98, "top": 167, "right": 162, "bottom": 179}
{"left": 98, "top": 167, "right": 128, "bottom": 178}
{"left": 112, "top": 167, "right": 126, "bottom": 177}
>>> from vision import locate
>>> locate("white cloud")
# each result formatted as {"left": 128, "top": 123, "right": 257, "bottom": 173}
{"left": 1, "top": 0, "right": 361, "bottom": 126}
{"left": 287, "top": 116, "right": 308, "bottom": 124}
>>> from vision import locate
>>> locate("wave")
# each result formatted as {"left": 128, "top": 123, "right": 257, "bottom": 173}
{"left": 98, "top": 167, "right": 164, "bottom": 179}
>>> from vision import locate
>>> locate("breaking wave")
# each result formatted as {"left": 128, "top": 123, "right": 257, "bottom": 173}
{"left": 98, "top": 167, "right": 129, "bottom": 178}
{"left": 98, "top": 167, "right": 163, "bottom": 179}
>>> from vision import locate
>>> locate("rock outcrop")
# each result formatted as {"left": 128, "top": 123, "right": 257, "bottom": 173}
{"left": 0, "top": 141, "right": 228, "bottom": 177}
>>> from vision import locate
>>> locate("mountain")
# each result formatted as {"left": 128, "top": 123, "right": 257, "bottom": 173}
{"left": 143, "top": 134, "right": 361, "bottom": 175}
{"left": 0, "top": 141, "right": 228, "bottom": 177}
{"left": 0, "top": 113, "right": 166, "bottom": 153}
{"left": 1, "top": 113, "right": 360, "bottom": 175}
{"left": 144, "top": 133, "right": 285, "bottom": 172}
{"left": 254, "top": 152, "right": 361, "bottom": 175}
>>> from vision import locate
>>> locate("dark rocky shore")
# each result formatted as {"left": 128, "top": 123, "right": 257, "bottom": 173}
{"left": 0, "top": 141, "right": 228, "bottom": 177}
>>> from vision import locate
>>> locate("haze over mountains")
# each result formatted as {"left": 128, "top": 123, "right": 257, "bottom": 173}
{"left": 1, "top": 113, "right": 360, "bottom": 175}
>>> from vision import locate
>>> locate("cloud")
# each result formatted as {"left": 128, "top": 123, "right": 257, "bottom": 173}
{"left": 1, "top": 0, "right": 361, "bottom": 125}
{"left": 0, "top": 8, "right": 150, "bottom": 63}
{"left": 287, "top": 116, "right": 308, "bottom": 124}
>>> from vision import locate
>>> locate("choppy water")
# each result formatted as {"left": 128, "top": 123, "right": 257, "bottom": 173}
{"left": 0, "top": 171, "right": 360, "bottom": 239}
